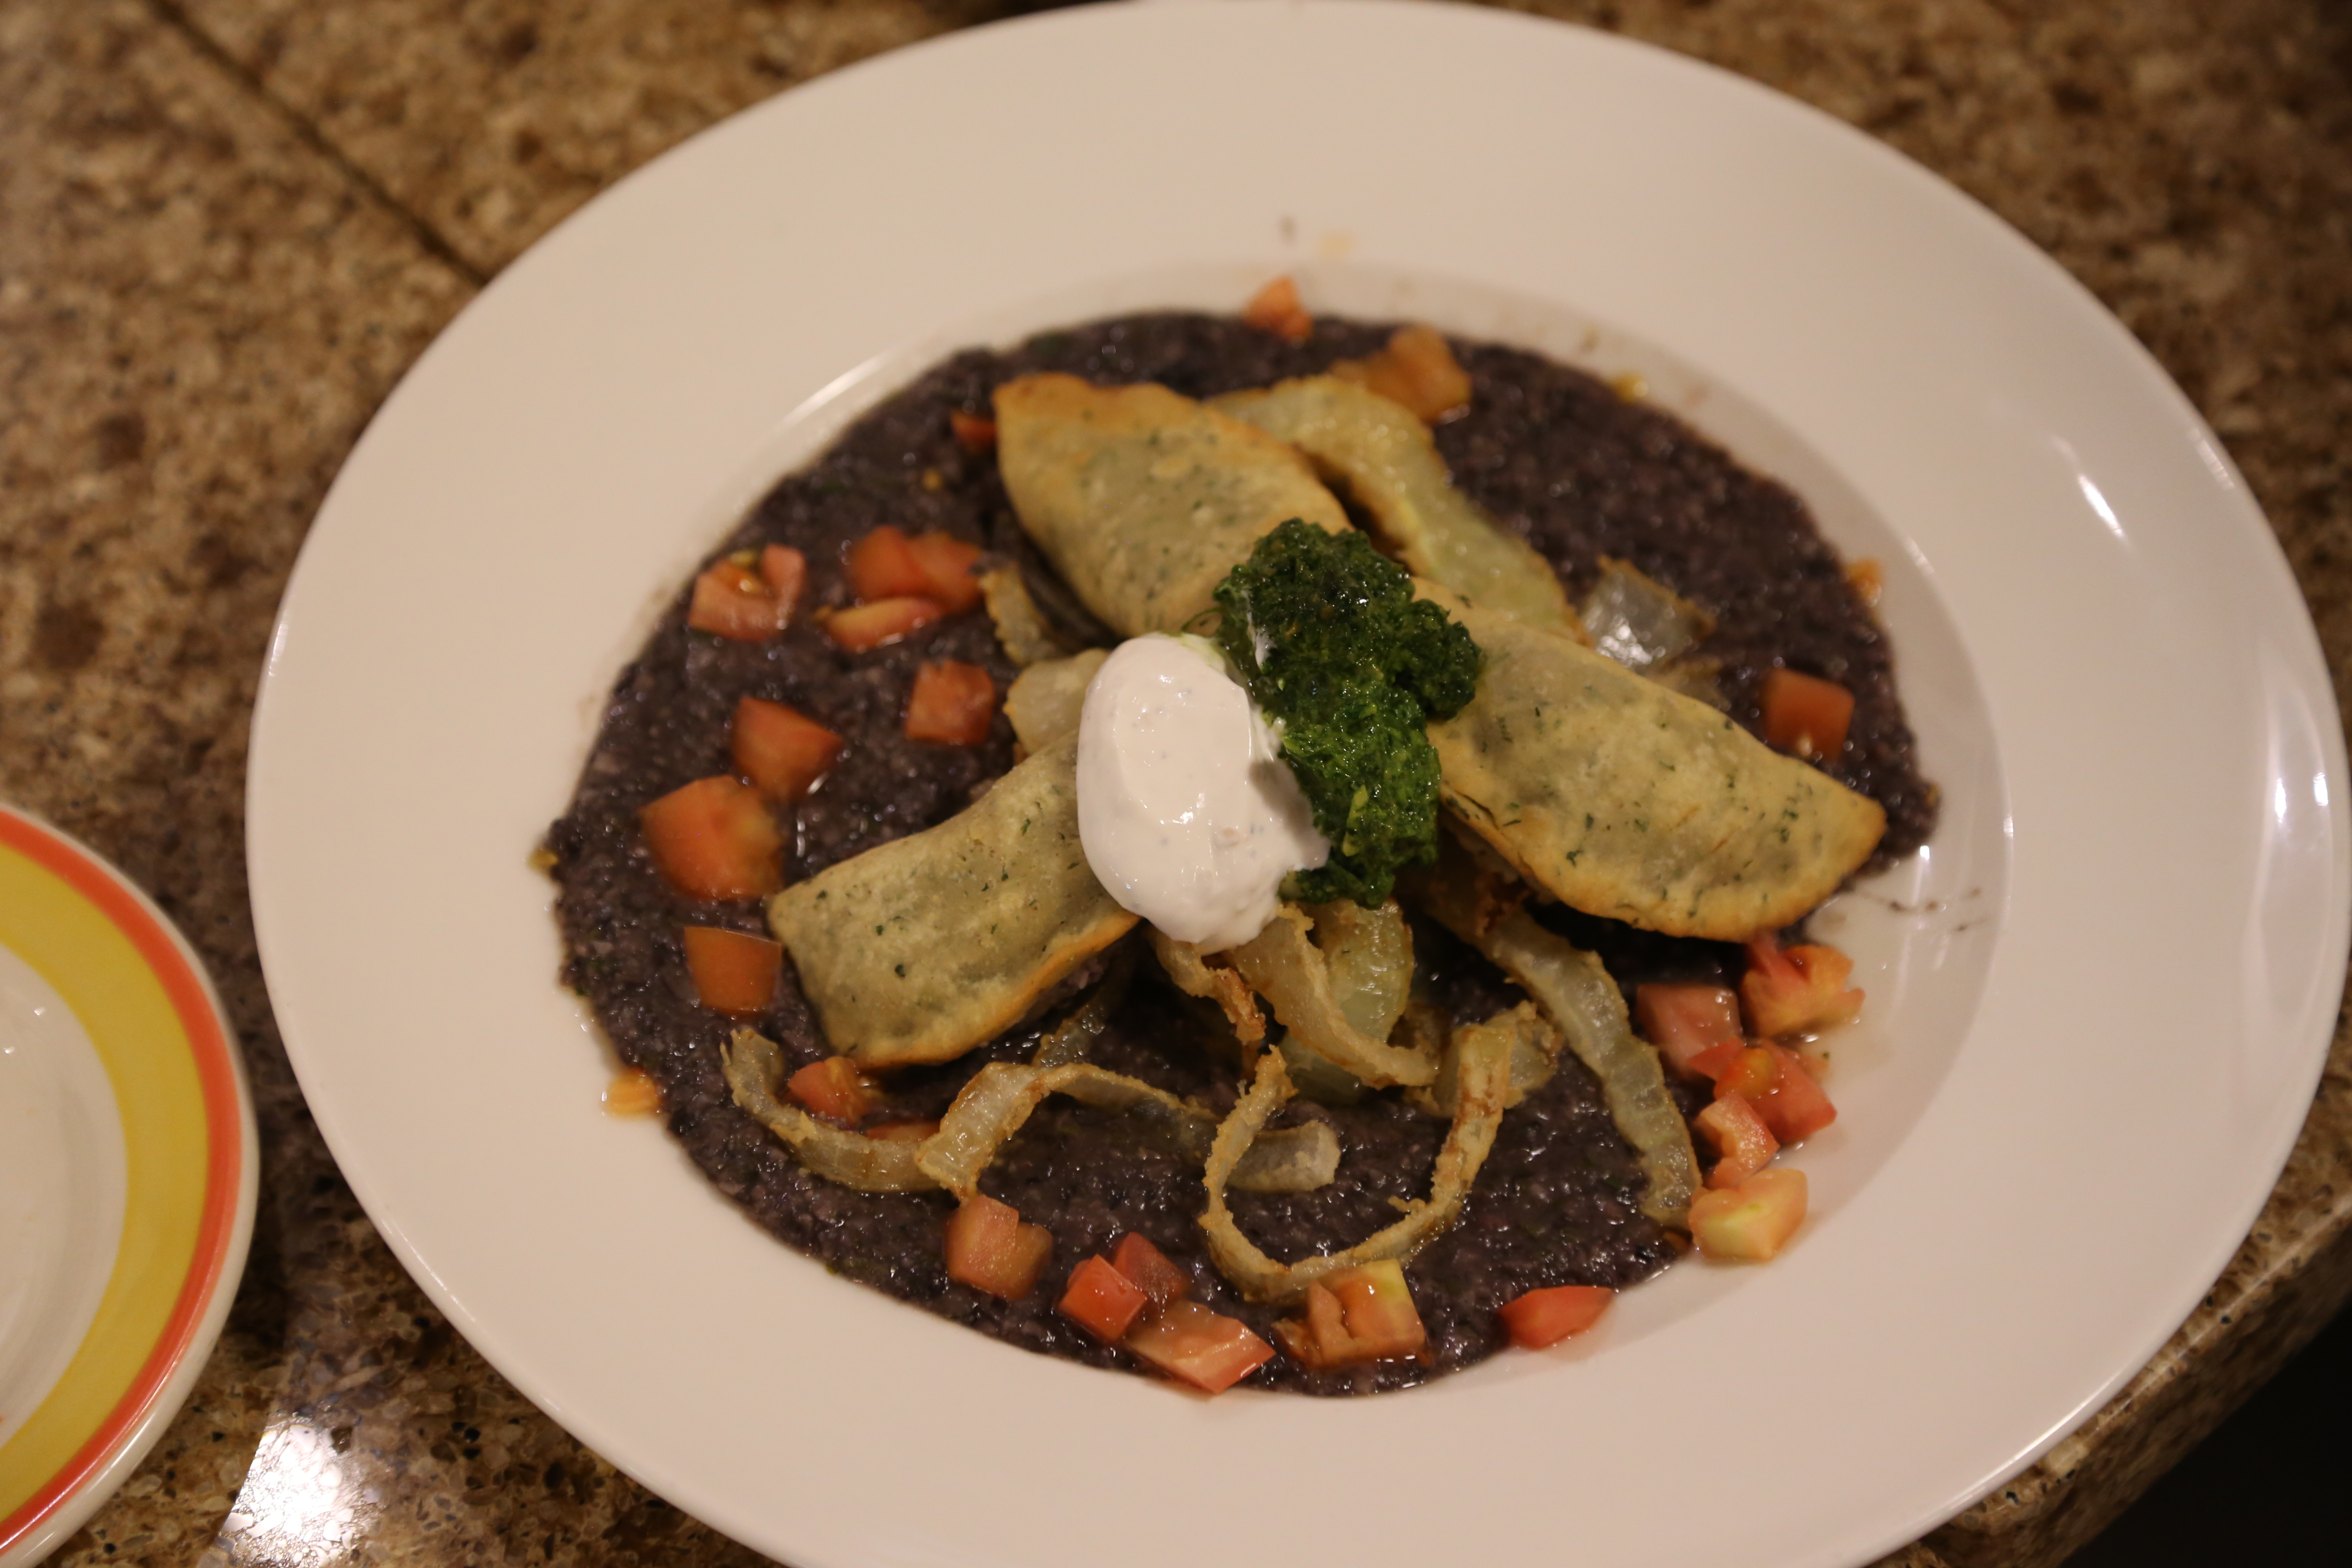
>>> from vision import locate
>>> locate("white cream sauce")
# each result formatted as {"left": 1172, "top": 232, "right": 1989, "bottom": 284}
{"left": 1075, "top": 634, "right": 1326, "bottom": 951}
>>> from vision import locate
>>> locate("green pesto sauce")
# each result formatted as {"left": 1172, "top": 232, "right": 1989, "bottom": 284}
{"left": 1212, "top": 519, "right": 1480, "bottom": 905}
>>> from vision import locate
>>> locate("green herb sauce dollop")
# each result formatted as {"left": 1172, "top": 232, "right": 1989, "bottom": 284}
{"left": 1212, "top": 519, "right": 1482, "bottom": 906}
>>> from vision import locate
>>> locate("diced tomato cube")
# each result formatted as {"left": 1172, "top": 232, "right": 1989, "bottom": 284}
{"left": 1110, "top": 1234, "right": 1189, "bottom": 1308}
{"left": 1741, "top": 934, "right": 1865, "bottom": 1037}
{"left": 760, "top": 544, "right": 806, "bottom": 608}
{"left": 1498, "top": 1284, "right": 1613, "bottom": 1349}
{"left": 904, "top": 531, "right": 983, "bottom": 612}
{"left": 822, "top": 595, "right": 945, "bottom": 651}
{"left": 1059, "top": 1255, "right": 1152, "bottom": 1343}
{"left": 905, "top": 659, "right": 998, "bottom": 745}
{"left": 603, "top": 1068, "right": 663, "bottom": 1118}
{"left": 1690, "top": 1168, "right": 1808, "bottom": 1262}
{"left": 1635, "top": 983, "right": 1744, "bottom": 1077}
{"left": 1760, "top": 668, "right": 1855, "bottom": 761}
{"left": 680, "top": 925, "right": 782, "bottom": 1017}
{"left": 639, "top": 776, "right": 783, "bottom": 900}
{"left": 945, "top": 1194, "right": 1054, "bottom": 1301}
{"left": 1686, "top": 1039, "right": 1745, "bottom": 1081}
{"left": 1694, "top": 1093, "right": 1779, "bottom": 1188}
{"left": 687, "top": 557, "right": 787, "bottom": 641}
{"left": 786, "top": 1056, "right": 874, "bottom": 1124}
{"left": 1712, "top": 1045, "right": 1779, "bottom": 1104}
{"left": 1753, "top": 1042, "right": 1838, "bottom": 1144}
{"left": 1242, "top": 275, "right": 1312, "bottom": 343}
{"left": 949, "top": 410, "right": 997, "bottom": 453}
{"left": 1332, "top": 325, "right": 1473, "bottom": 423}
{"left": 845, "top": 526, "right": 933, "bottom": 601}
{"left": 732, "top": 696, "right": 843, "bottom": 804}
{"left": 1275, "top": 1260, "right": 1427, "bottom": 1369}
{"left": 1124, "top": 1300, "right": 1276, "bottom": 1394}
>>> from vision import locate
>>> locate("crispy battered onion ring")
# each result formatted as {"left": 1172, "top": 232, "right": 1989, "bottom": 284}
{"left": 1406, "top": 1000, "right": 1560, "bottom": 1117}
{"left": 1228, "top": 904, "right": 1437, "bottom": 1088}
{"left": 1148, "top": 927, "right": 1266, "bottom": 1046}
{"left": 918, "top": 1060, "right": 1340, "bottom": 1202}
{"left": 1305, "top": 899, "right": 1412, "bottom": 1044}
{"left": 721, "top": 1029, "right": 938, "bottom": 1194}
{"left": 1413, "top": 841, "right": 1701, "bottom": 1228}
{"left": 1200, "top": 1015, "right": 1511, "bottom": 1304}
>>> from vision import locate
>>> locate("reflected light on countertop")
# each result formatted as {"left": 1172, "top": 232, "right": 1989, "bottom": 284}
{"left": 214, "top": 1418, "right": 380, "bottom": 1567}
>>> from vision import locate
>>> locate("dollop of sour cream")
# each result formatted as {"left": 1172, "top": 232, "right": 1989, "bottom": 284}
{"left": 1076, "top": 634, "right": 1327, "bottom": 951}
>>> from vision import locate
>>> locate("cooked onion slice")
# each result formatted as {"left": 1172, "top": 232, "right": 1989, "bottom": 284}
{"left": 1579, "top": 558, "right": 1726, "bottom": 710}
{"left": 1228, "top": 904, "right": 1437, "bottom": 1088}
{"left": 1412, "top": 843, "right": 1701, "bottom": 1227}
{"left": 1148, "top": 927, "right": 1266, "bottom": 1046}
{"left": 1407, "top": 1000, "right": 1559, "bottom": 1117}
{"left": 721, "top": 1029, "right": 938, "bottom": 1194}
{"left": 977, "top": 563, "right": 1080, "bottom": 668}
{"left": 1200, "top": 1017, "right": 1511, "bottom": 1304}
{"left": 1004, "top": 648, "right": 1109, "bottom": 755}
{"left": 918, "top": 1060, "right": 1339, "bottom": 1201}
{"left": 1305, "top": 899, "right": 1412, "bottom": 1044}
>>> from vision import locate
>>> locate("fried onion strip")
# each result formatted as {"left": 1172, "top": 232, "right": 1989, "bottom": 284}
{"left": 1412, "top": 842, "right": 1701, "bottom": 1227}
{"left": 1227, "top": 904, "right": 1437, "bottom": 1088}
{"left": 1200, "top": 1016, "right": 1511, "bottom": 1304}
{"left": 977, "top": 563, "right": 1080, "bottom": 668}
{"left": 1407, "top": 1000, "right": 1559, "bottom": 1117}
{"left": 917, "top": 1060, "right": 1339, "bottom": 1202}
{"left": 1148, "top": 927, "right": 1266, "bottom": 1046}
{"left": 721, "top": 1029, "right": 938, "bottom": 1194}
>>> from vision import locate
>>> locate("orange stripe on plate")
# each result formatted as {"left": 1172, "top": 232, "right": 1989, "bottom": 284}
{"left": 0, "top": 815, "right": 244, "bottom": 1556}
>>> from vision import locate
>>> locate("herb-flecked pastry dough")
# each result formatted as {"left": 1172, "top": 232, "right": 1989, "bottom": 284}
{"left": 1213, "top": 375, "right": 1584, "bottom": 640}
{"left": 1419, "top": 582, "right": 1886, "bottom": 941}
{"left": 992, "top": 373, "right": 1351, "bottom": 637}
{"left": 766, "top": 735, "right": 1137, "bottom": 1066}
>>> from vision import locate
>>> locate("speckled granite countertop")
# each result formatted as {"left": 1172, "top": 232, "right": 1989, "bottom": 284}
{"left": 3, "top": 1, "right": 2346, "bottom": 1563}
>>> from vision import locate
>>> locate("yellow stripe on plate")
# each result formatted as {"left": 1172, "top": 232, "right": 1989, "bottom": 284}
{"left": 0, "top": 844, "right": 208, "bottom": 1522}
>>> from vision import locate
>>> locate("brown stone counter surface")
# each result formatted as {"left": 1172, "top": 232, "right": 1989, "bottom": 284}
{"left": 3, "top": 0, "right": 2345, "bottom": 1563}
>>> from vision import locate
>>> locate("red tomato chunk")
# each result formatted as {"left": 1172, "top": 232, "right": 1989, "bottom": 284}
{"left": 1110, "top": 1233, "right": 1189, "bottom": 1308}
{"left": 844, "top": 525, "right": 932, "bottom": 602}
{"left": 732, "top": 696, "right": 843, "bottom": 805}
{"left": 1751, "top": 1041, "right": 1837, "bottom": 1144}
{"left": 1759, "top": 667, "right": 1854, "bottom": 760}
{"left": 786, "top": 1056, "right": 873, "bottom": 1125}
{"left": 1694, "top": 1093, "right": 1779, "bottom": 1188}
{"left": 686, "top": 547, "right": 805, "bottom": 641}
{"left": 945, "top": 1194, "right": 1053, "bottom": 1302}
{"left": 1274, "top": 1260, "right": 1427, "bottom": 1370}
{"left": 948, "top": 410, "right": 998, "bottom": 453}
{"left": 1125, "top": 1300, "right": 1275, "bottom": 1394}
{"left": 1498, "top": 1285, "right": 1613, "bottom": 1350}
{"left": 905, "top": 660, "right": 998, "bottom": 746}
{"left": 1242, "top": 275, "right": 1312, "bottom": 344}
{"left": 1635, "top": 983, "right": 1744, "bottom": 1078}
{"left": 823, "top": 595, "right": 944, "bottom": 652}
{"left": 680, "top": 926, "right": 781, "bottom": 1017}
{"left": 1058, "top": 1255, "right": 1152, "bottom": 1343}
{"left": 1690, "top": 1168, "right": 1808, "bottom": 1262}
{"left": 1742, "top": 934, "right": 1865, "bottom": 1038}
{"left": 903, "top": 531, "right": 983, "bottom": 612}
{"left": 639, "top": 777, "right": 783, "bottom": 900}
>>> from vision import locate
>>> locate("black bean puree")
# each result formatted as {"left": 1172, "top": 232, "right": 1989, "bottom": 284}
{"left": 545, "top": 312, "right": 1936, "bottom": 1395}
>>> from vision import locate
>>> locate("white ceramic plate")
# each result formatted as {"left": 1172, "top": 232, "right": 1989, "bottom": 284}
{"left": 246, "top": 5, "right": 2348, "bottom": 1566}
{"left": 0, "top": 806, "right": 257, "bottom": 1568}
